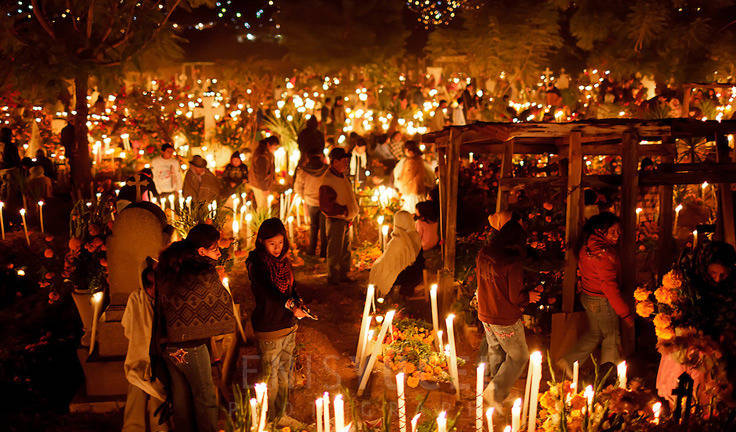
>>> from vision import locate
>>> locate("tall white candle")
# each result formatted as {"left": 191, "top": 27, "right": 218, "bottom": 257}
{"left": 0, "top": 201, "right": 5, "bottom": 240}
{"left": 445, "top": 314, "right": 460, "bottom": 398}
{"left": 528, "top": 351, "right": 543, "bottom": 432}
{"left": 674, "top": 204, "right": 683, "bottom": 232}
{"left": 511, "top": 398, "right": 522, "bottom": 432}
{"left": 572, "top": 361, "right": 579, "bottom": 392}
{"left": 245, "top": 213, "right": 253, "bottom": 248}
{"left": 486, "top": 407, "right": 494, "bottom": 432}
{"left": 584, "top": 385, "right": 594, "bottom": 413}
{"left": 652, "top": 401, "right": 662, "bottom": 424}
{"left": 503, "top": 426, "right": 511, "bottom": 432}
{"left": 636, "top": 207, "right": 642, "bottom": 225}
{"left": 617, "top": 361, "right": 627, "bottom": 389}
{"left": 255, "top": 383, "right": 268, "bottom": 432}
{"left": 396, "top": 373, "right": 407, "bottom": 432}
{"left": 430, "top": 284, "right": 439, "bottom": 349}
{"left": 168, "top": 194, "right": 175, "bottom": 212}
{"left": 411, "top": 414, "right": 421, "bottom": 432}
{"left": 357, "top": 284, "right": 375, "bottom": 368}
{"left": 250, "top": 398, "right": 258, "bottom": 432}
{"left": 37, "top": 201, "right": 45, "bottom": 233}
{"left": 381, "top": 224, "right": 389, "bottom": 252}
{"left": 88, "top": 291, "right": 104, "bottom": 355}
{"left": 476, "top": 363, "right": 485, "bottom": 432}
{"left": 437, "top": 411, "right": 447, "bottom": 432}
{"left": 358, "top": 310, "right": 396, "bottom": 396}
{"left": 437, "top": 330, "right": 444, "bottom": 352}
{"left": 334, "top": 394, "right": 345, "bottom": 432}
{"left": 323, "top": 392, "right": 331, "bottom": 432}
{"left": 19, "top": 208, "right": 30, "bottom": 246}
{"left": 288, "top": 215, "right": 295, "bottom": 242}
{"left": 316, "top": 398, "right": 324, "bottom": 432}
{"left": 522, "top": 359, "right": 533, "bottom": 425}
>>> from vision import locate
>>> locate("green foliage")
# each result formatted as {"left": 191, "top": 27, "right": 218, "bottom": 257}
{"left": 278, "top": 0, "right": 408, "bottom": 72}
{"left": 68, "top": 195, "right": 115, "bottom": 239}
{"left": 223, "top": 385, "right": 254, "bottom": 432}
{"left": 172, "top": 201, "right": 229, "bottom": 239}
{"left": 261, "top": 102, "right": 306, "bottom": 155}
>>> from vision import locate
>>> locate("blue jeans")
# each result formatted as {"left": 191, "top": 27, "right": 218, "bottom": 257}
{"left": 326, "top": 218, "right": 351, "bottom": 280}
{"left": 164, "top": 343, "right": 218, "bottom": 432}
{"left": 257, "top": 329, "right": 297, "bottom": 416}
{"left": 483, "top": 319, "right": 529, "bottom": 403}
{"left": 563, "top": 294, "right": 621, "bottom": 366}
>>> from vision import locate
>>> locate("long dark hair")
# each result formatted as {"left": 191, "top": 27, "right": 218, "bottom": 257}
{"left": 156, "top": 224, "right": 220, "bottom": 295}
{"left": 256, "top": 136, "right": 279, "bottom": 155}
{"left": 416, "top": 201, "right": 438, "bottom": 223}
{"left": 479, "top": 219, "right": 526, "bottom": 264}
{"left": 576, "top": 212, "right": 620, "bottom": 257}
{"left": 255, "top": 217, "right": 290, "bottom": 259}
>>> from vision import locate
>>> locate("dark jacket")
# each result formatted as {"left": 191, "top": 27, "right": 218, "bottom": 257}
{"left": 297, "top": 124, "right": 325, "bottom": 159}
{"left": 159, "top": 258, "right": 235, "bottom": 343}
{"left": 222, "top": 163, "right": 249, "bottom": 195}
{"left": 251, "top": 148, "right": 275, "bottom": 191}
{"left": 246, "top": 250, "right": 300, "bottom": 334}
{"left": 476, "top": 222, "right": 529, "bottom": 325}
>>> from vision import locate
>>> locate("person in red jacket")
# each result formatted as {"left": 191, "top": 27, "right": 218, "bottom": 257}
{"left": 559, "top": 212, "right": 633, "bottom": 373}
{"left": 477, "top": 214, "right": 541, "bottom": 407}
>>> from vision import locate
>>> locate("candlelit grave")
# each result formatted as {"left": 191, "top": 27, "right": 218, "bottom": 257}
{"left": 71, "top": 203, "right": 169, "bottom": 410}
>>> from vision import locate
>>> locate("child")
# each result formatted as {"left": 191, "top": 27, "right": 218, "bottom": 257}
{"left": 122, "top": 259, "right": 168, "bottom": 432}
{"left": 246, "top": 218, "right": 308, "bottom": 428}
{"left": 415, "top": 201, "right": 440, "bottom": 297}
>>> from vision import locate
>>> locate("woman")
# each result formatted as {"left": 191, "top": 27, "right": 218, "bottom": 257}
{"left": 246, "top": 218, "right": 307, "bottom": 425}
{"left": 222, "top": 151, "right": 249, "bottom": 197}
{"left": 477, "top": 214, "right": 540, "bottom": 407}
{"left": 294, "top": 154, "right": 328, "bottom": 257}
{"left": 251, "top": 136, "right": 280, "bottom": 210}
{"left": 559, "top": 212, "right": 633, "bottom": 373}
{"left": 156, "top": 224, "right": 235, "bottom": 432}
{"left": 369, "top": 210, "right": 424, "bottom": 298}
{"left": 395, "top": 141, "right": 432, "bottom": 212}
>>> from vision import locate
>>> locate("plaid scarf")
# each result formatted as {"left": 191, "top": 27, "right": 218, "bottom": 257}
{"left": 259, "top": 250, "right": 293, "bottom": 293}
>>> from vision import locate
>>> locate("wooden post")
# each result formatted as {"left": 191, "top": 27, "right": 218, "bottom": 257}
{"left": 681, "top": 85, "right": 691, "bottom": 118}
{"left": 657, "top": 137, "right": 676, "bottom": 274}
{"left": 561, "top": 132, "right": 582, "bottom": 314}
{"left": 495, "top": 141, "right": 514, "bottom": 213}
{"left": 716, "top": 134, "right": 736, "bottom": 247}
{"left": 437, "top": 140, "right": 449, "bottom": 255}
{"left": 620, "top": 131, "right": 639, "bottom": 355}
{"left": 445, "top": 129, "right": 461, "bottom": 276}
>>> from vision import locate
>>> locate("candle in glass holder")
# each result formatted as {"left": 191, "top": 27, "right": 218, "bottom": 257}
{"left": 19, "top": 208, "right": 30, "bottom": 246}
{"left": 37, "top": 201, "right": 45, "bottom": 233}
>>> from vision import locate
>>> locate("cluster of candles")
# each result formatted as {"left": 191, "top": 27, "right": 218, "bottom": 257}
{"left": 314, "top": 392, "right": 352, "bottom": 432}
{"left": 1, "top": 200, "right": 45, "bottom": 246}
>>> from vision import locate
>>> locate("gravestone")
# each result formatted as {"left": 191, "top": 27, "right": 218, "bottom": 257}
{"left": 75, "top": 203, "right": 169, "bottom": 403}
{"left": 194, "top": 94, "right": 225, "bottom": 143}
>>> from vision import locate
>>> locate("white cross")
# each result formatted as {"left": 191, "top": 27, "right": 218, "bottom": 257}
{"left": 193, "top": 95, "right": 225, "bottom": 142}
{"left": 127, "top": 173, "right": 150, "bottom": 201}
{"left": 542, "top": 68, "right": 553, "bottom": 82}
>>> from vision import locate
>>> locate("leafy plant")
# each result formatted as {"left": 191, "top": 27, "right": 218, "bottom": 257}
{"left": 172, "top": 200, "right": 229, "bottom": 239}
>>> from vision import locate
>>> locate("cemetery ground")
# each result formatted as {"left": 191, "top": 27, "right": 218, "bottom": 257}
{"left": 0, "top": 208, "right": 662, "bottom": 432}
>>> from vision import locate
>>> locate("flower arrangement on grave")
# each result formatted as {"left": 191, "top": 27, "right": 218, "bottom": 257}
{"left": 378, "top": 318, "right": 462, "bottom": 388}
{"left": 353, "top": 241, "right": 383, "bottom": 272}
{"left": 634, "top": 246, "right": 734, "bottom": 407}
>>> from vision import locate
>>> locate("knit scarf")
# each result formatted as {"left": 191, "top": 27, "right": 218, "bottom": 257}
{"left": 260, "top": 250, "right": 293, "bottom": 293}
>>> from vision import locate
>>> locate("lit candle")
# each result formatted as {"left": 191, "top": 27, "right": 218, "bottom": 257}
{"left": 323, "top": 392, "right": 331, "bottom": 432}
{"left": 486, "top": 408, "right": 494, "bottom": 432}
{"left": 528, "top": 352, "right": 543, "bottom": 432}
{"left": 522, "top": 359, "right": 533, "bottom": 425}
{"left": 357, "top": 284, "right": 375, "bottom": 372}
{"left": 186, "top": 196, "right": 192, "bottom": 211}
{"left": 503, "top": 426, "right": 511, "bottom": 432}
{"left": 381, "top": 224, "right": 389, "bottom": 252}
{"left": 168, "top": 194, "right": 175, "bottom": 212}
{"left": 437, "top": 330, "right": 444, "bottom": 351}
{"left": 692, "top": 230, "right": 698, "bottom": 248}
{"left": 572, "top": 361, "right": 579, "bottom": 392}
{"left": 287, "top": 215, "right": 295, "bottom": 241}
{"left": 245, "top": 213, "right": 253, "bottom": 249}
{"left": 334, "top": 394, "right": 345, "bottom": 432}
{"left": 396, "top": 373, "right": 406, "bottom": 432}
{"left": 511, "top": 398, "right": 522, "bottom": 432}
{"left": 411, "top": 414, "right": 421, "bottom": 432}
{"left": 377, "top": 215, "right": 384, "bottom": 243}
{"left": 617, "top": 361, "right": 627, "bottom": 389}
{"left": 0, "top": 201, "right": 5, "bottom": 240}
{"left": 358, "top": 310, "right": 396, "bottom": 396}
{"left": 469, "top": 152, "right": 474, "bottom": 163}
{"left": 179, "top": 195, "right": 184, "bottom": 212}
{"left": 37, "top": 201, "right": 45, "bottom": 233}
{"left": 89, "top": 291, "right": 104, "bottom": 355}
{"left": 476, "top": 363, "right": 485, "bottom": 432}
{"left": 445, "top": 314, "right": 460, "bottom": 398}
{"left": 19, "top": 208, "right": 30, "bottom": 246}
{"left": 316, "top": 398, "right": 324, "bottom": 432}
{"left": 250, "top": 398, "right": 258, "bottom": 432}
{"left": 437, "top": 411, "right": 447, "bottom": 432}
{"left": 636, "top": 207, "right": 642, "bottom": 225}
{"left": 232, "top": 220, "right": 240, "bottom": 242}
{"left": 430, "top": 284, "right": 439, "bottom": 349}
{"left": 652, "top": 401, "right": 662, "bottom": 424}
{"left": 674, "top": 204, "right": 683, "bottom": 232}
{"left": 267, "top": 194, "right": 274, "bottom": 211}
{"left": 256, "top": 383, "right": 268, "bottom": 432}
{"left": 584, "top": 385, "right": 594, "bottom": 413}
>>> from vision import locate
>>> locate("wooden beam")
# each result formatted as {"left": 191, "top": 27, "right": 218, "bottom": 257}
{"left": 657, "top": 138, "right": 676, "bottom": 274}
{"left": 620, "top": 131, "right": 639, "bottom": 356}
{"left": 716, "top": 134, "right": 736, "bottom": 247}
{"left": 495, "top": 141, "right": 514, "bottom": 213}
{"left": 562, "top": 132, "right": 583, "bottom": 313}
{"left": 640, "top": 169, "right": 736, "bottom": 185}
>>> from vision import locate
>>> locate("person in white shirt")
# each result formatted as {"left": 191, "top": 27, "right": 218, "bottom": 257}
{"left": 150, "top": 144, "right": 182, "bottom": 194}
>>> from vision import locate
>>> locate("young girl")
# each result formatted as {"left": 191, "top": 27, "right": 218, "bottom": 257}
{"left": 156, "top": 224, "right": 235, "bottom": 432}
{"left": 246, "top": 218, "right": 307, "bottom": 426}
{"left": 415, "top": 201, "right": 440, "bottom": 294}
{"left": 222, "top": 151, "right": 249, "bottom": 197}
{"left": 559, "top": 212, "right": 633, "bottom": 373}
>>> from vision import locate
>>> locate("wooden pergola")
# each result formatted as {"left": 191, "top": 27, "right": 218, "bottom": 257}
{"left": 423, "top": 119, "right": 736, "bottom": 354}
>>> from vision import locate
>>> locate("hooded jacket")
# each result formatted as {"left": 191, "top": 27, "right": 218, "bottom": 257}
{"left": 476, "top": 221, "right": 529, "bottom": 325}
{"left": 578, "top": 234, "right": 630, "bottom": 318}
{"left": 369, "top": 211, "right": 423, "bottom": 296}
{"left": 294, "top": 161, "right": 328, "bottom": 207}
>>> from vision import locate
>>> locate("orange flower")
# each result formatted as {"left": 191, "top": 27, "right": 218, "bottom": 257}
{"left": 653, "top": 313, "right": 672, "bottom": 330}
{"left": 654, "top": 287, "right": 677, "bottom": 305}
{"left": 636, "top": 300, "right": 655, "bottom": 318}
{"left": 662, "top": 271, "right": 683, "bottom": 289}
{"left": 656, "top": 326, "right": 675, "bottom": 340}
{"left": 633, "top": 287, "right": 651, "bottom": 302}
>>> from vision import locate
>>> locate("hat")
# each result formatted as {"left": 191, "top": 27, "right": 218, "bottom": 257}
{"left": 190, "top": 155, "right": 207, "bottom": 168}
{"left": 329, "top": 147, "right": 351, "bottom": 161}
{"left": 29, "top": 165, "right": 45, "bottom": 178}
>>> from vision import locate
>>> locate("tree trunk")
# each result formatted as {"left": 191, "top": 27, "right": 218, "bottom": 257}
{"left": 71, "top": 70, "right": 93, "bottom": 198}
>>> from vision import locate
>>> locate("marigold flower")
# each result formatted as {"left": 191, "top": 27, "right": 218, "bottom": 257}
{"left": 653, "top": 313, "right": 672, "bottom": 330}
{"left": 654, "top": 287, "right": 677, "bottom": 305}
{"left": 633, "top": 287, "right": 651, "bottom": 302}
{"left": 636, "top": 300, "right": 655, "bottom": 318}
{"left": 655, "top": 326, "right": 675, "bottom": 340}
{"left": 662, "top": 271, "right": 683, "bottom": 289}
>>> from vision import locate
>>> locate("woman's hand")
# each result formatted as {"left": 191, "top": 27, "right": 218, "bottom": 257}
{"left": 293, "top": 308, "right": 308, "bottom": 319}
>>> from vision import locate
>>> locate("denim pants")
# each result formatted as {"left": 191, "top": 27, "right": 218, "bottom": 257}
{"left": 306, "top": 204, "right": 327, "bottom": 257}
{"left": 257, "top": 330, "right": 297, "bottom": 416}
{"left": 122, "top": 384, "right": 168, "bottom": 432}
{"left": 164, "top": 343, "right": 218, "bottom": 432}
{"left": 326, "top": 217, "right": 351, "bottom": 280}
{"left": 483, "top": 319, "right": 529, "bottom": 403}
{"left": 564, "top": 294, "right": 621, "bottom": 366}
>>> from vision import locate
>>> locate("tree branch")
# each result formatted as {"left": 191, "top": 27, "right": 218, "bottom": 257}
{"left": 30, "top": 0, "right": 56, "bottom": 40}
